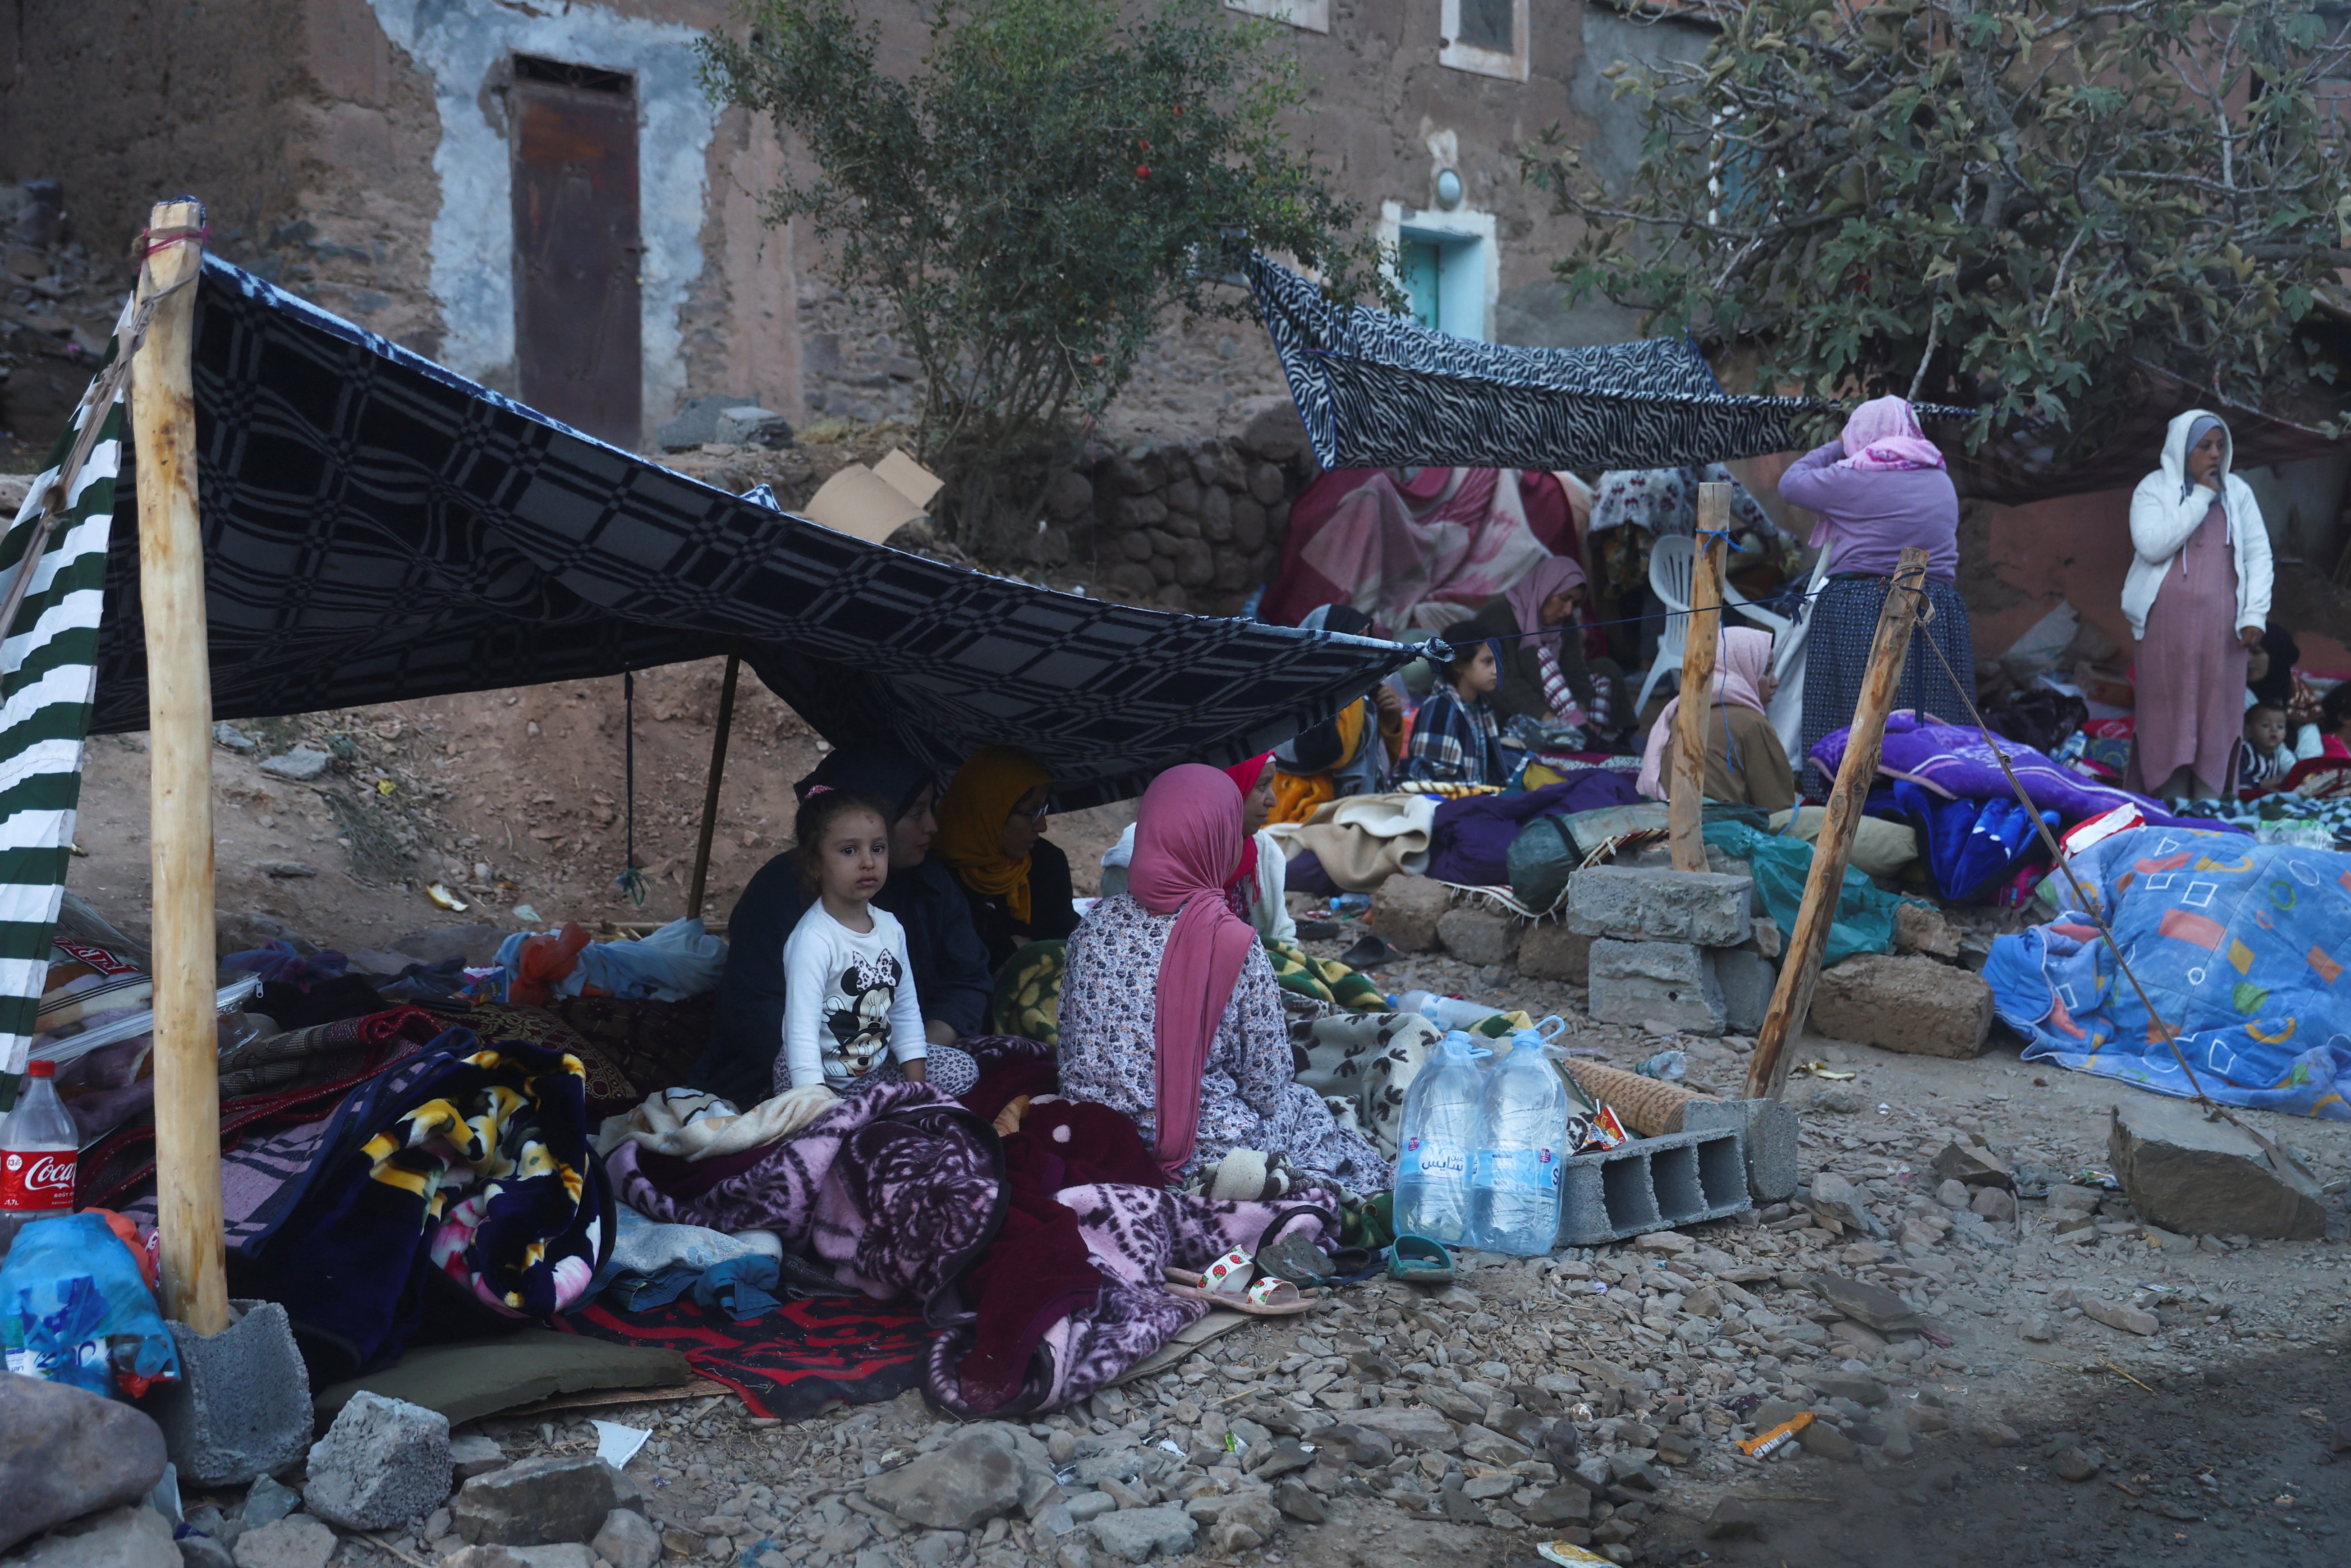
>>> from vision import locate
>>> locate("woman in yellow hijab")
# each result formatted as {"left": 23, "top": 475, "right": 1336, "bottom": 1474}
{"left": 935, "top": 746, "right": 1079, "bottom": 972}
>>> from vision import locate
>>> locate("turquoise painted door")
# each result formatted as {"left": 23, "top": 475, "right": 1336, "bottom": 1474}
{"left": 1400, "top": 237, "right": 1442, "bottom": 331}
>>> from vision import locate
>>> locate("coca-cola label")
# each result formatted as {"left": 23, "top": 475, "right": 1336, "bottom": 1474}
{"left": 0, "top": 1149, "right": 73, "bottom": 1210}
{"left": 52, "top": 938, "right": 140, "bottom": 976}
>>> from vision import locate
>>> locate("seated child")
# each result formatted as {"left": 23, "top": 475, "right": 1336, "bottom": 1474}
{"left": 2238, "top": 702, "right": 2293, "bottom": 796}
{"left": 2320, "top": 680, "right": 2351, "bottom": 761}
{"left": 779, "top": 785, "right": 977, "bottom": 1097}
{"left": 1404, "top": 639, "right": 1508, "bottom": 786}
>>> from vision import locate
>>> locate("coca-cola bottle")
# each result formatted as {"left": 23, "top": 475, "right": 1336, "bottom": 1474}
{"left": 0, "top": 1060, "right": 76, "bottom": 1251}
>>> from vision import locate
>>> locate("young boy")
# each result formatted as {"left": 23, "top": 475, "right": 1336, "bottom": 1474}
{"left": 1405, "top": 639, "right": 1508, "bottom": 785}
{"left": 2238, "top": 701, "right": 2293, "bottom": 796}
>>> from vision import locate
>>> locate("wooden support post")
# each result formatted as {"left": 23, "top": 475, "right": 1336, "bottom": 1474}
{"left": 1667, "top": 485, "right": 1729, "bottom": 872}
{"left": 686, "top": 652, "right": 741, "bottom": 922}
{"left": 133, "top": 199, "right": 227, "bottom": 1334}
{"left": 1744, "top": 546, "right": 1929, "bottom": 1101}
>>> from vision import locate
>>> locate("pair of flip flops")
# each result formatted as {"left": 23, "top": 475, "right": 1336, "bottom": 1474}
{"left": 1163, "top": 1249, "right": 1315, "bottom": 1315}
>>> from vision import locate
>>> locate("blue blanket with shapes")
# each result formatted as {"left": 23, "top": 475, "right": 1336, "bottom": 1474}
{"left": 1983, "top": 825, "right": 2351, "bottom": 1118}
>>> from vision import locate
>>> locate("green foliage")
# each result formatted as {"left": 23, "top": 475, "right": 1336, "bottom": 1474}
{"left": 1523, "top": 0, "right": 2351, "bottom": 450}
{"left": 701, "top": 0, "right": 1391, "bottom": 542}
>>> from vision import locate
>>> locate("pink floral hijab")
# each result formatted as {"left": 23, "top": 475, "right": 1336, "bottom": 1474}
{"left": 1835, "top": 396, "right": 1946, "bottom": 473}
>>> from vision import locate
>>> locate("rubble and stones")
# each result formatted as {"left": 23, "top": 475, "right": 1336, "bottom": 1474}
{"left": 1807, "top": 955, "right": 1993, "bottom": 1057}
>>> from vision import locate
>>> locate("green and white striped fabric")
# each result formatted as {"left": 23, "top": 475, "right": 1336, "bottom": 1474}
{"left": 0, "top": 341, "right": 124, "bottom": 1087}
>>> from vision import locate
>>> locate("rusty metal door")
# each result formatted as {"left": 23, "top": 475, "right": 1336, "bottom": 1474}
{"left": 511, "top": 60, "right": 642, "bottom": 445}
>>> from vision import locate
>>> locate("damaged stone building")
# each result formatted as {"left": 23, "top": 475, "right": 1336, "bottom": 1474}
{"left": 1, "top": 0, "right": 1710, "bottom": 454}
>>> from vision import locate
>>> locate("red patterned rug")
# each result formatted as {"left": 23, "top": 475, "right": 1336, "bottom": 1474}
{"left": 555, "top": 1295, "right": 934, "bottom": 1420}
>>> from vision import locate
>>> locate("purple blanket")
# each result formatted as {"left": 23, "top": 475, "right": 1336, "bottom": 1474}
{"left": 1810, "top": 714, "right": 2238, "bottom": 833}
{"left": 608, "top": 1080, "right": 1001, "bottom": 1313}
{"left": 1425, "top": 770, "right": 1646, "bottom": 885}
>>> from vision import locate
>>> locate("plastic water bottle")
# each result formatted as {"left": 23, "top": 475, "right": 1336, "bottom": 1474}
{"left": 0, "top": 1061, "right": 77, "bottom": 1255}
{"left": 1472, "top": 1027, "right": 1572, "bottom": 1256}
{"left": 1393, "top": 1032, "right": 1489, "bottom": 1246}
{"left": 1389, "top": 990, "right": 1506, "bottom": 1031}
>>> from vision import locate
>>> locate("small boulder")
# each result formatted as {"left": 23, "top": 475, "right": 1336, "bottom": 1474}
{"left": 1797, "top": 1422, "right": 1857, "bottom": 1461}
{"left": 1086, "top": 1504, "right": 1197, "bottom": 1563}
{"left": 0, "top": 1371, "right": 170, "bottom": 1552}
{"left": 230, "top": 1515, "right": 336, "bottom": 1568}
{"left": 6, "top": 1504, "right": 179, "bottom": 1568}
{"left": 2108, "top": 1098, "right": 2326, "bottom": 1240}
{"left": 1516, "top": 923, "right": 1594, "bottom": 983}
{"left": 1437, "top": 908, "right": 1520, "bottom": 967}
{"left": 451, "top": 1435, "right": 509, "bottom": 1481}
{"left": 302, "top": 1390, "right": 451, "bottom": 1530}
{"left": 1931, "top": 1139, "right": 2013, "bottom": 1189}
{"left": 451, "top": 1456, "right": 636, "bottom": 1546}
{"left": 1271, "top": 1479, "right": 1325, "bottom": 1522}
{"left": 1892, "top": 902, "right": 1961, "bottom": 961}
{"left": 1808, "top": 954, "right": 1991, "bottom": 1058}
{"left": 1366, "top": 875, "right": 1450, "bottom": 954}
{"left": 1970, "top": 1186, "right": 2018, "bottom": 1222}
{"left": 2052, "top": 1446, "right": 2100, "bottom": 1482}
{"left": 1705, "top": 1496, "right": 1764, "bottom": 1539}
{"left": 865, "top": 1438, "right": 1024, "bottom": 1532}
{"left": 435, "top": 1549, "right": 597, "bottom": 1568}
{"left": 590, "top": 1511, "right": 659, "bottom": 1568}
{"left": 257, "top": 747, "right": 331, "bottom": 782}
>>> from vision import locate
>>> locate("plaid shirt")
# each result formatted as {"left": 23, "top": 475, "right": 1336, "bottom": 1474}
{"left": 1405, "top": 687, "right": 1506, "bottom": 786}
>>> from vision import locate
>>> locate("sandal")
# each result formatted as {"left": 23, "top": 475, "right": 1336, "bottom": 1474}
{"left": 1254, "top": 1206, "right": 1337, "bottom": 1286}
{"left": 1386, "top": 1232, "right": 1455, "bottom": 1286}
{"left": 1162, "top": 1269, "right": 1320, "bottom": 1316}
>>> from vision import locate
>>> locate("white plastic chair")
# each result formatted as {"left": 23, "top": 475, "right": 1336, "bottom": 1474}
{"left": 1634, "top": 534, "right": 1697, "bottom": 715}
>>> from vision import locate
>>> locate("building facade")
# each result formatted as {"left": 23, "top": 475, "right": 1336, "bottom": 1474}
{"left": 2, "top": 0, "right": 1713, "bottom": 451}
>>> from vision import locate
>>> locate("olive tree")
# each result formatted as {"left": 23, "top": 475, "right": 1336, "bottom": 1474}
{"left": 1524, "top": 0, "right": 2351, "bottom": 450}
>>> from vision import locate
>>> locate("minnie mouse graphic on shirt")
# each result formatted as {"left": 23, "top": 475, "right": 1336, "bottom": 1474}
{"left": 823, "top": 948, "right": 904, "bottom": 1081}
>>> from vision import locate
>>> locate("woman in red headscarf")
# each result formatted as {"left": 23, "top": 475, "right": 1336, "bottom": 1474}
{"left": 1056, "top": 765, "right": 1390, "bottom": 1188}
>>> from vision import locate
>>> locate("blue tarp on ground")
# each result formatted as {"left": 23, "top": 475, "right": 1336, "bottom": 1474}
{"left": 1984, "top": 826, "right": 2351, "bottom": 1118}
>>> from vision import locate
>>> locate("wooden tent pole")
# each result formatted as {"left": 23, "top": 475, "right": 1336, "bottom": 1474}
{"left": 1667, "top": 484, "right": 1729, "bottom": 872}
{"left": 687, "top": 652, "right": 741, "bottom": 921}
{"left": 1744, "top": 546, "right": 1929, "bottom": 1100}
{"left": 133, "top": 198, "right": 226, "bottom": 1334}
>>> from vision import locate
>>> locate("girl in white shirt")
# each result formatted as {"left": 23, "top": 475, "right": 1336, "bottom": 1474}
{"left": 779, "top": 787, "right": 980, "bottom": 1096}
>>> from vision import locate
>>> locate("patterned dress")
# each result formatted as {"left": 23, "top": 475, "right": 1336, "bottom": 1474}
{"left": 1056, "top": 894, "right": 1391, "bottom": 1191}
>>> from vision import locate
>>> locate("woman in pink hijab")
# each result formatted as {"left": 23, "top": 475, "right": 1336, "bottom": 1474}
{"left": 1778, "top": 394, "right": 1976, "bottom": 791}
{"left": 1448, "top": 554, "right": 1629, "bottom": 739}
{"left": 1055, "top": 765, "right": 1388, "bottom": 1189}
{"left": 1635, "top": 628, "right": 1794, "bottom": 811}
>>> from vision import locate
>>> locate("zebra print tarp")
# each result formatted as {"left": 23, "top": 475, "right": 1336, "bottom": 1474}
{"left": 84, "top": 257, "right": 1419, "bottom": 810}
{"left": 1249, "top": 254, "right": 1956, "bottom": 473}
{"left": 0, "top": 310, "right": 125, "bottom": 1077}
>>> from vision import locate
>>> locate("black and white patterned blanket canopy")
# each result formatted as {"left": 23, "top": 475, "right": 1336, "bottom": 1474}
{"left": 88, "top": 258, "right": 1418, "bottom": 808}
{"left": 1249, "top": 254, "right": 1965, "bottom": 473}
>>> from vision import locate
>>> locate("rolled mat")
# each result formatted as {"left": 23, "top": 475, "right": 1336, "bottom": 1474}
{"left": 1561, "top": 1059, "right": 1718, "bottom": 1138}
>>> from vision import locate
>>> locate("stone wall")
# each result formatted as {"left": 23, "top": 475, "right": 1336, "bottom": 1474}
{"left": 1038, "top": 396, "right": 1315, "bottom": 618}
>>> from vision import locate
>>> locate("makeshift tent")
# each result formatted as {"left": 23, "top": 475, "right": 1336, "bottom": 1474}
{"left": 0, "top": 255, "right": 1420, "bottom": 1072}
{"left": 1247, "top": 254, "right": 1970, "bottom": 474}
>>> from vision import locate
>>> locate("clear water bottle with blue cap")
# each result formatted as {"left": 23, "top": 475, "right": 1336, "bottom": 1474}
{"left": 1392, "top": 1030, "right": 1489, "bottom": 1246}
{"left": 1471, "top": 1017, "right": 1571, "bottom": 1255}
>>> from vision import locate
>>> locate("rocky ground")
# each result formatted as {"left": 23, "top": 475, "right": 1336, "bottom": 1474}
{"left": 100, "top": 908, "right": 2348, "bottom": 1568}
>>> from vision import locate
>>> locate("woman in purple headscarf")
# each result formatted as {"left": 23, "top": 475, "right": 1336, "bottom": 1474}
{"left": 1778, "top": 395, "right": 1976, "bottom": 791}
{"left": 1447, "top": 555, "right": 1629, "bottom": 740}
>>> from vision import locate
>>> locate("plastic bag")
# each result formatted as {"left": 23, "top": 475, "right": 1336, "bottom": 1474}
{"left": 0, "top": 1211, "right": 180, "bottom": 1398}
{"left": 1704, "top": 821, "right": 1898, "bottom": 967}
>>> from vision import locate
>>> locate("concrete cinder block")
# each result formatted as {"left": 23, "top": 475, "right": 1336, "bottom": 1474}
{"left": 1712, "top": 947, "right": 1774, "bottom": 1034}
{"left": 1556, "top": 1126, "right": 1753, "bottom": 1247}
{"left": 148, "top": 1299, "right": 314, "bottom": 1488}
{"left": 1587, "top": 938, "right": 1727, "bottom": 1035}
{"left": 1566, "top": 865, "right": 1753, "bottom": 947}
{"left": 1684, "top": 1098, "right": 1801, "bottom": 1203}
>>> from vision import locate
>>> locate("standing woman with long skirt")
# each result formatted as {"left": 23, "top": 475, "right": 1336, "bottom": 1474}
{"left": 1779, "top": 396, "right": 1976, "bottom": 791}
{"left": 2123, "top": 411, "right": 2273, "bottom": 800}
